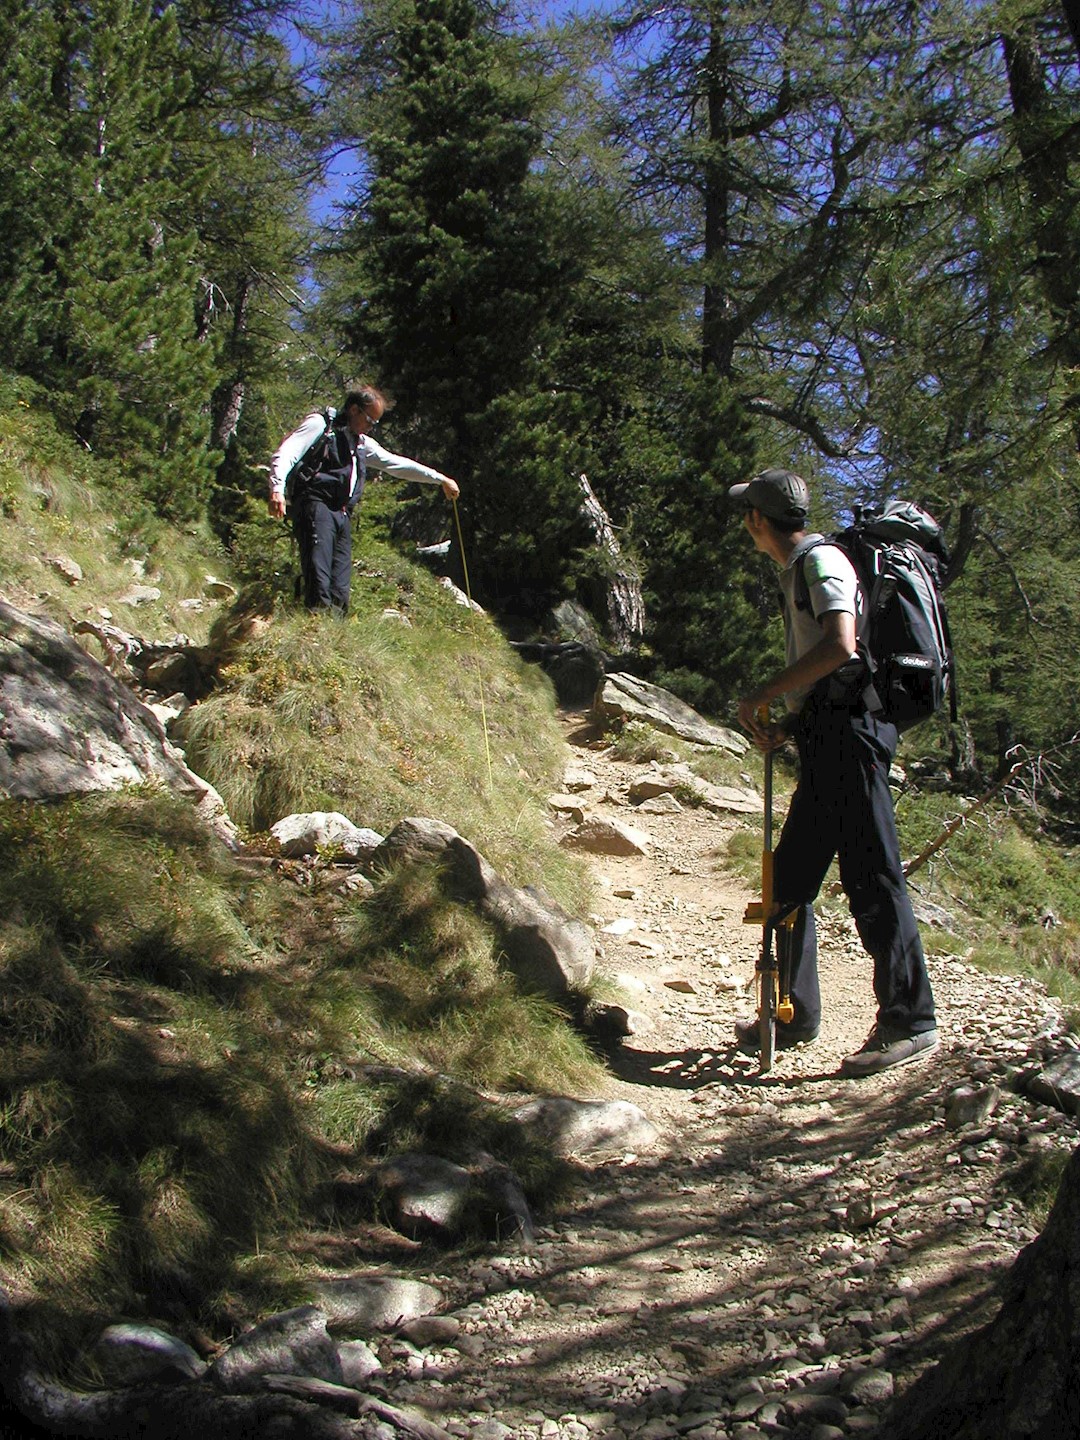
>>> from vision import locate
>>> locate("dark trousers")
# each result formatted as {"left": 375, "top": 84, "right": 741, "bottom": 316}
{"left": 772, "top": 696, "right": 937, "bottom": 1036}
{"left": 295, "top": 496, "right": 352, "bottom": 612}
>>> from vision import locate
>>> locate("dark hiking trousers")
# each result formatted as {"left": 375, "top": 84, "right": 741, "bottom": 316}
{"left": 295, "top": 495, "right": 352, "bottom": 613}
{"left": 771, "top": 694, "right": 937, "bottom": 1037}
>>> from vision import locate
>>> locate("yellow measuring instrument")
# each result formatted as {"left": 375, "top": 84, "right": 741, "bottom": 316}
{"left": 742, "top": 704, "right": 796, "bottom": 1071}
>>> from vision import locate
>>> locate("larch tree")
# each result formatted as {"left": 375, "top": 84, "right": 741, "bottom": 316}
{"left": 0, "top": 0, "right": 221, "bottom": 516}
{"left": 171, "top": 0, "right": 320, "bottom": 538}
{"left": 820, "top": 0, "right": 1080, "bottom": 781}
{"left": 598, "top": 0, "right": 1080, "bottom": 755}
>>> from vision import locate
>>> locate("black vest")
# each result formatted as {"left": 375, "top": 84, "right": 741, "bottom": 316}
{"left": 295, "top": 417, "right": 366, "bottom": 512}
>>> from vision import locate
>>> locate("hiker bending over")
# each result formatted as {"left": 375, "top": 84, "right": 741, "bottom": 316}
{"left": 268, "top": 385, "right": 460, "bottom": 614}
{"left": 728, "top": 468, "right": 938, "bottom": 1078}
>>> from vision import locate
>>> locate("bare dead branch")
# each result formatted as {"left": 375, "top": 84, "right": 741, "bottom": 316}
{"left": 977, "top": 529, "right": 1047, "bottom": 627}
{"left": 903, "top": 734, "right": 1080, "bottom": 881}
{"left": 263, "top": 1376, "right": 455, "bottom": 1440}
{"left": 741, "top": 395, "right": 853, "bottom": 458}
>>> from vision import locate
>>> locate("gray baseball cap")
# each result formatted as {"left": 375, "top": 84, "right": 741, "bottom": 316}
{"left": 728, "top": 468, "right": 810, "bottom": 523}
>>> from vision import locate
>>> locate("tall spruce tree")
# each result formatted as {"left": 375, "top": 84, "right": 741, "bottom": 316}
{"left": 319, "top": 0, "right": 600, "bottom": 614}
{"left": 631, "top": 369, "right": 774, "bottom": 713}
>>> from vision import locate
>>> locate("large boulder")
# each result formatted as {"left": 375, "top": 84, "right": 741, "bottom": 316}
{"left": 372, "top": 818, "right": 596, "bottom": 998}
{"left": 628, "top": 762, "right": 760, "bottom": 816}
{"left": 270, "top": 812, "right": 384, "bottom": 860}
{"left": 1022, "top": 1050, "right": 1080, "bottom": 1117}
{"left": 0, "top": 600, "right": 221, "bottom": 812}
{"left": 372, "top": 1152, "right": 473, "bottom": 1240}
{"left": 92, "top": 1324, "right": 205, "bottom": 1385}
{"left": 561, "top": 816, "right": 650, "bottom": 856}
{"left": 371, "top": 1150, "right": 534, "bottom": 1246}
{"left": 208, "top": 1306, "right": 343, "bottom": 1394}
{"left": 514, "top": 1096, "right": 660, "bottom": 1159}
{"left": 310, "top": 1275, "right": 442, "bottom": 1333}
{"left": 594, "top": 673, "right": 747, "bottom": 754}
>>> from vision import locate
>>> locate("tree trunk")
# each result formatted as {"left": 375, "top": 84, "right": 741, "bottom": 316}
{"left": 701, "top": 9, "right": 734, "bottom": 377}
{"left": 575, "top": 473, "right": 644, "bottom": 651}
{"left": 1002, "top": 21, "right": 1080, "bottom": 449}
{"left": 943, "top": 501, "right": 978, "bottom": 588}
{"left": 1062, "top": 0, "right": 1080, "bottom": 62}
{"left": 209, "top": 275, "right": 252, "bottom": 452}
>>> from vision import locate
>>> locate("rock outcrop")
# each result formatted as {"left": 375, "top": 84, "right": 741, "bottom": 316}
{"left": 0, "top": 600, "right": 234, "bottom": 843}
{"left": 373, "top": 817, "right": 596, "bottom": 998}
{"left": 594, "top": 673, "right": 747, "bottom": 754}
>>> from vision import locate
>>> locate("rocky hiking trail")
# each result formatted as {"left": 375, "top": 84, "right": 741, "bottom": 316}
{"left": 372, "top": 713, "right": 1079, "bottom": 1440}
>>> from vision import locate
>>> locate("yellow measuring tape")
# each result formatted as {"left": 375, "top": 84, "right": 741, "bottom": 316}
{"left": 451, "top": 497, "right": 494, "bottom": 792}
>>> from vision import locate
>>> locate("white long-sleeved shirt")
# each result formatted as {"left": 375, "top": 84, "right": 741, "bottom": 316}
{"left": 268, "top": 411, "right": 452, "bottom": 501}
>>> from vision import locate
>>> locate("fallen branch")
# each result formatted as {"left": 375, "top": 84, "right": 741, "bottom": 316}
{"left": 902, "top": 753, "right": 1028, "bottom": 882}
{"left": 263, "top": 1375, "right": 455, "bottom": 1440}
{"left": 903, "top": 733, "right": 1080, "bottom": 883}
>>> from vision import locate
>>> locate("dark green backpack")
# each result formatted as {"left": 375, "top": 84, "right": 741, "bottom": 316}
{"left": 284, "top": 409, "right": 335, "bottom": 515}
{"left": 795, "top": 500, "right": 957, "bottom": 732}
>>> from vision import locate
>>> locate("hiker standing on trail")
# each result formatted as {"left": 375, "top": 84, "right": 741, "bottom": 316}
{"left": 268, "top": 384, "right": 460, "bottom": 614}
{"left": 728, "top": 468, "right": 938, "bottom": 1077}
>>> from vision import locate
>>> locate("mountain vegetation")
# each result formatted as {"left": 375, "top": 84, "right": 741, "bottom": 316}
{"left": 0, "top": 386, "right": 607, "bottom": 1377}
{"left": 1, "top": 0, "right": 1080, "bottom": 1419}
{"left": 3, "top": 0, "right": 1077, "bottom": 800}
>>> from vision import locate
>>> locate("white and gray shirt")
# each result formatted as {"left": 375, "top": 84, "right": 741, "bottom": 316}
{"left": 778, "top": 534, "right": 863, "bottom": 713}
{"left": 268, "top": 411, "right": 452, "bottom": 504}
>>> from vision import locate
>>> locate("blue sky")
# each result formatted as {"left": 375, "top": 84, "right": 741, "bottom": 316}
{"left": 284, "top": 0, "right": 620, "bottom": 224}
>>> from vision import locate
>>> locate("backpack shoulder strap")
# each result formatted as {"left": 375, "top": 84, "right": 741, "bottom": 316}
{"left": 303, "top": 409, "right": 336, "bottom": 462}
{"left": 790, "top": 536, "right": 837, "bottom": 613}
{"left": 794, "top": 534, "right": 882, "bottom": 711}
{"left": 286, "top": 409, "right": 337, "bottom": 506}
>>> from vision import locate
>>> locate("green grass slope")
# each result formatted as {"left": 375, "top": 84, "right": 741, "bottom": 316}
{"left": 0, "top": 381, "right": 605, "bottom": 1376}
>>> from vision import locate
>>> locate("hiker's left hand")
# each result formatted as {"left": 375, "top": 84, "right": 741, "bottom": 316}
{"left": 441, "top": 477, "right": 460, "bottom": 501}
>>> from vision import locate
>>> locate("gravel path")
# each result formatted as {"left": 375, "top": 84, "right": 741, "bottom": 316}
{"left": 367, "top": 719, "right": 1079, "bottom": 1440}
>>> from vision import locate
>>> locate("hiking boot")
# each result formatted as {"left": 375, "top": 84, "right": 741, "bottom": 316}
{"left": 841, "top": 1024, "right": 939, "bottom": 1078}
{"left": 735, "top": 1017, "right": 819, "bottom": 1055}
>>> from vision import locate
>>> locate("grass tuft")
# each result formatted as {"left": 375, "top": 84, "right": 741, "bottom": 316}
{"left": 0, "top": 780, "right": 607, "bottom": 1371}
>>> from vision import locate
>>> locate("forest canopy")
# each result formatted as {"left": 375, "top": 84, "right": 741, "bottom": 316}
{"left": 1, "top": 0, "right": 1077, "bottom": 806}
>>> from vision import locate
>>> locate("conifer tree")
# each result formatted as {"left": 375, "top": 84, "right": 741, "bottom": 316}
{"left": 0, "top": 0, "right": 222, "bottom": 515}
{"left": 593, "top": 0, "right": 1080, "bottom": 757}
{"left": 0, "top": 0, "right": 313, "bottom": 522}
{"left": 321, "top": 0, "right": 598, "bottom": 613}
{"left": 626, "top": 369, "right": 777, "bottom": 712}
